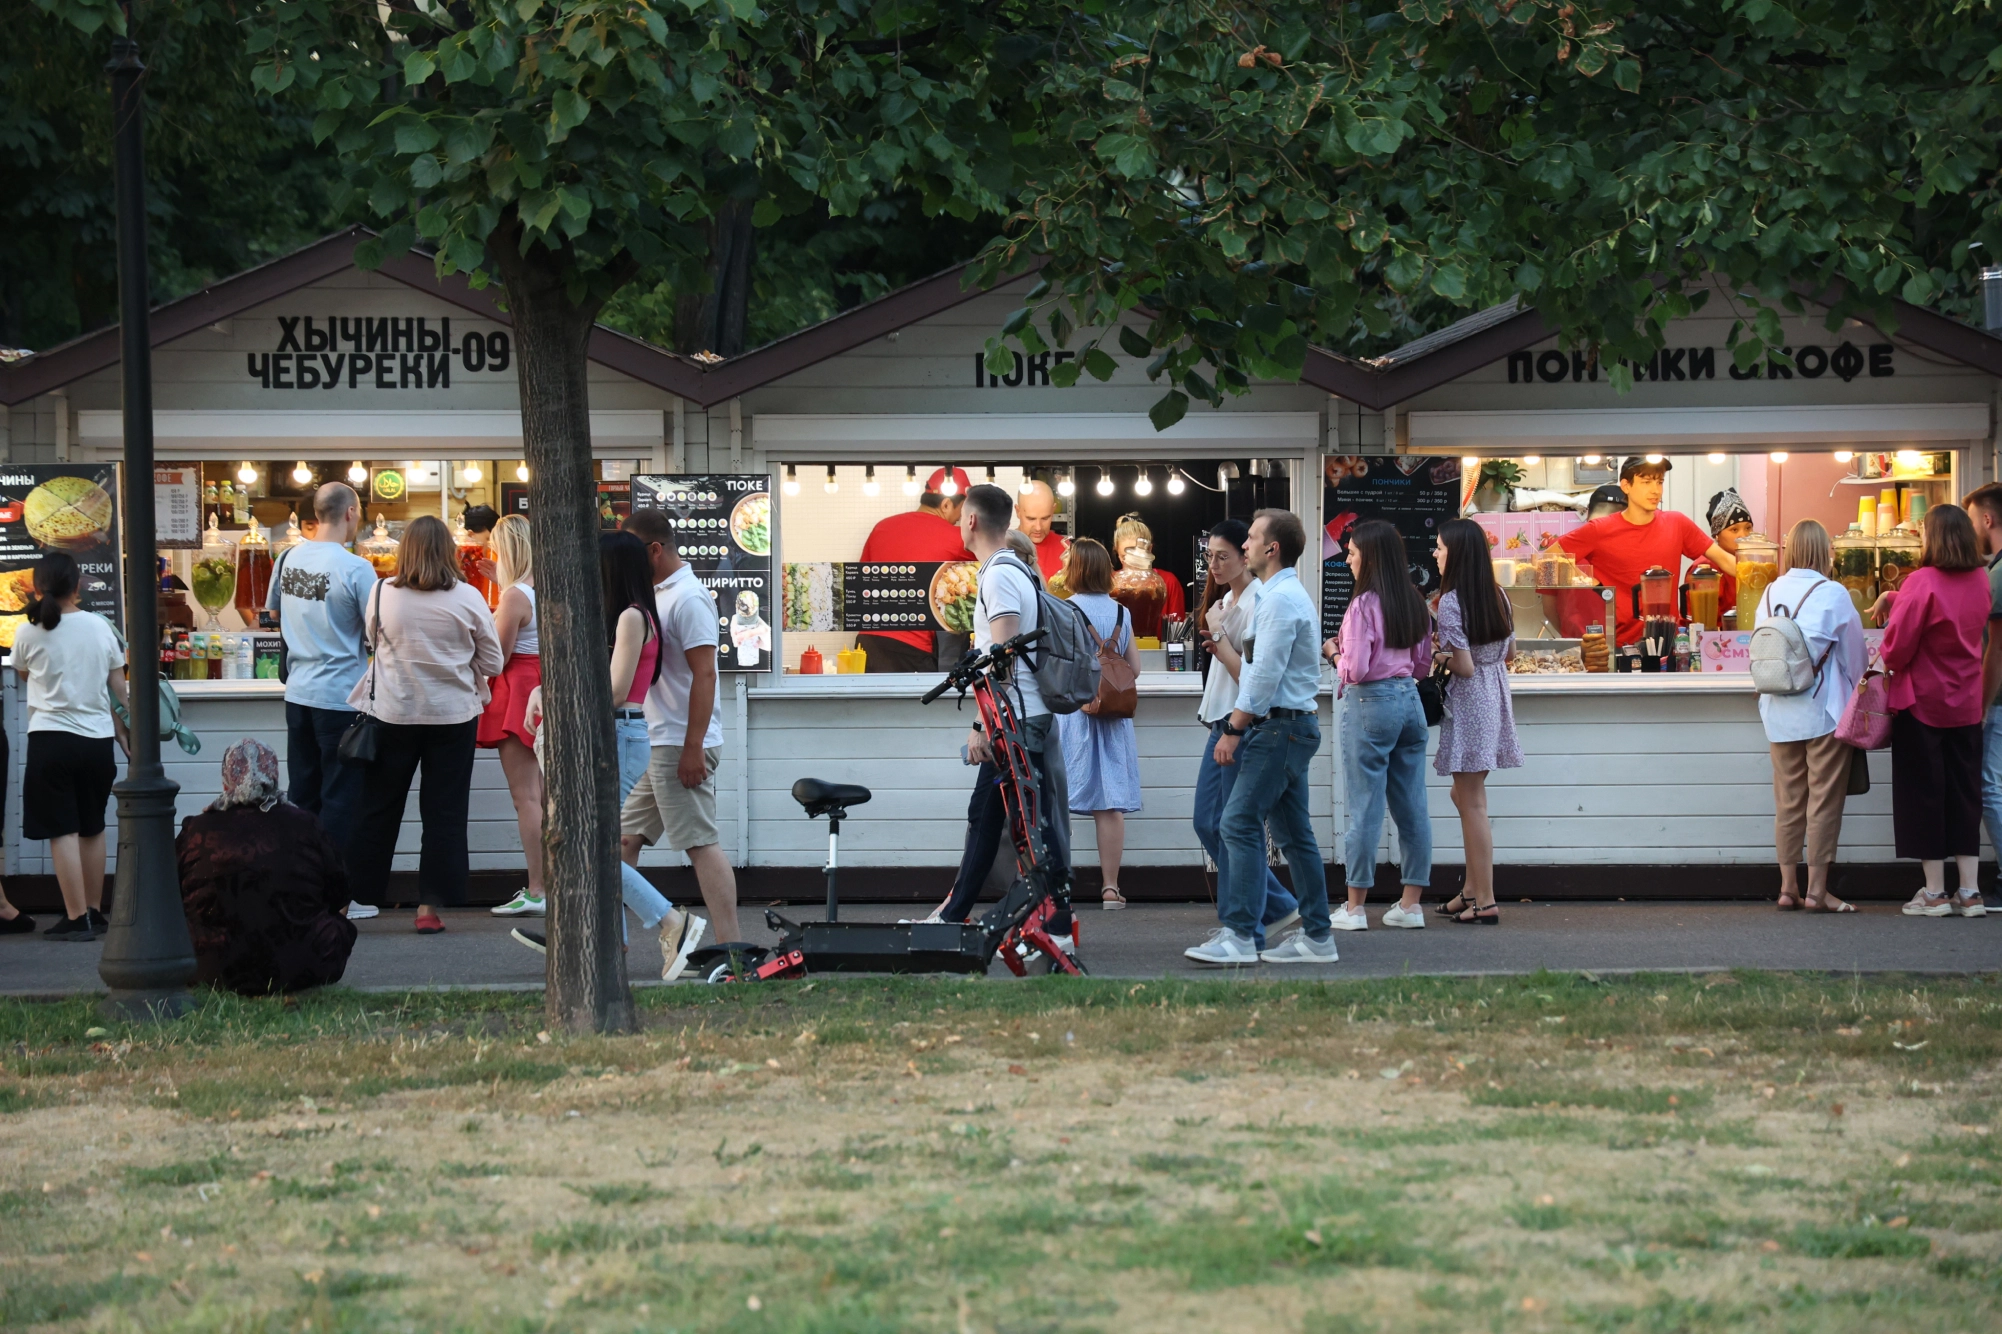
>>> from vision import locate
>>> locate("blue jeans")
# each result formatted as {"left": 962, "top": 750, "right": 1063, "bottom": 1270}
{"left": 1341, "top": 678, "right": 1433, "bottom": 891}
{"left": 616, "top": 713, "right": 672, "bottom": 931}
{"left": 1982, "top": 704, "right": 2002, "bottom": 875}
{"left": 1194, "top": 722, "right": 1299, "bottom": 947}
{"left": 286, "top": 702, "right": 365, "bottom": 848}
{"left": 1218, "top": 713, "right": 1331, "bottom": 940}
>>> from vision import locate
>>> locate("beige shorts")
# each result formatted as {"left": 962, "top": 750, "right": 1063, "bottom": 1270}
{"left": 620, "top": 745, "right": 721, "bottom": 851}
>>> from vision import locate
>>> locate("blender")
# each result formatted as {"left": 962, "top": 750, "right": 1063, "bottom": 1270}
{"left": 1637, "top": 565, "right": 1678, "bottom": 670}
{"left": 1685, "top": 566, "right": 1720, "bottom": 634}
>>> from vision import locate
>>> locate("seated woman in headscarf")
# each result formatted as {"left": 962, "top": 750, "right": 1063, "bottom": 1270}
{"left": 177, "top": 738, "right": 357, "bottom": 994}
{"left": 1694, "top": 488, "right": 1755, "bottom": 620}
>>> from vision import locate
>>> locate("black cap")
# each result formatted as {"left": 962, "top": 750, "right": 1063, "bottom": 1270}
{"left": 461, "top": 504, "right": 500, "bottom": 533}
{"left": 1619, "top": 454, "right": 1672, "bottom": 480}
{"left": 1584, "top": 484, "right": 1627, "bottom": 519}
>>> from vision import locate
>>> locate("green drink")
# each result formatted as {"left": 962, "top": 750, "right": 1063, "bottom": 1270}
{"left": 192, "top": 555, "right": 236, "bottom": 628}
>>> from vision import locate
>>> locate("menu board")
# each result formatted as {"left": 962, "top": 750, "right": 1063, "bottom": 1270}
{"left": 0, "top": 464, "right": 124, "bottom": 655}
{"left": 1319, "top": 454, "right": 1461, "bottom": 638}
{"left": 630, "top": 474, "right": 772, "bottom": 673}
{"left": 840, "top": 561, "right": 980, "bottom": 635}
{"left": 155, "top": 464, "right": 204, "bottom": 549}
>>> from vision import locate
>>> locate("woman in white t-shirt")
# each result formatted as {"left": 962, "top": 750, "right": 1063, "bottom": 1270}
{"left": 10, "top": 551, "right": 129, "bottom": 941}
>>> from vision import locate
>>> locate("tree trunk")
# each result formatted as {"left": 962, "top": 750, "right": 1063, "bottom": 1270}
{"left": 488, "top": 221, "right": 636, "bottom": 1034}
{"left": 672, "top": 196, "right": 757, "bottom": 358}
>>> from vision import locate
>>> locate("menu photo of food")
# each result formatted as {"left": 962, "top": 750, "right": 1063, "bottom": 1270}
{"left": 0, "top": 466, "right": 124, "bottom": 654}
{"left": 929, "top": 562, "right": 980, "bottom": 634}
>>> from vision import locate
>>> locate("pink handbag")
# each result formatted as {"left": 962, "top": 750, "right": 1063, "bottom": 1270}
{"left": 1835, "top": 671, "right": 1893, "bottom": 750}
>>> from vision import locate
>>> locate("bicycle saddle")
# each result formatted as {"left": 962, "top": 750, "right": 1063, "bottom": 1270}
{"left": 792, "top": 777, "right": 872, "bottom": 818}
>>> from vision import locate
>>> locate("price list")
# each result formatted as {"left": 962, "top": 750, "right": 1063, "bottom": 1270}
{"left": 630, "top": 473, "right": 773, "bottom": 673}
{"left": 842, "top": 562, "right": 948, "bottom": 632}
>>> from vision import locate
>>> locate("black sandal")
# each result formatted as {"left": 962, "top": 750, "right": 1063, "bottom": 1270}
{"left": 1453, "top": 902, "right": 1500, "bottom": 925}
{"left": 1440, "top": 890, "right": 1474, "bottom": 918}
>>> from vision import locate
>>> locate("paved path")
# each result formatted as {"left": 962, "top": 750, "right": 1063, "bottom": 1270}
{"left": 2, "top": 901, "right": 1995, "bottom": 997}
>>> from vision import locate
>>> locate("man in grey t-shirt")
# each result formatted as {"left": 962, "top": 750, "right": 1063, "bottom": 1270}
{"left": 266, "top": 483, "right": 379, "bottom": 856}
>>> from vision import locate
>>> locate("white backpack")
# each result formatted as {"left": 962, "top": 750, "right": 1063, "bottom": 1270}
{"left": 1749, "top": 578, "right": 1837, "bottom": 696}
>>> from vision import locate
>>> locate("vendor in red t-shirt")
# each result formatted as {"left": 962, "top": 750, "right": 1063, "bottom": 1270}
{"left": 1013, "top": 479, "right": 1070, "bottom": 583}
{"left": 1557, "top": 455, "right": 1738, "bottom": 646}
{"left": 858, "top": 467, "right": 976, "bottom": 672}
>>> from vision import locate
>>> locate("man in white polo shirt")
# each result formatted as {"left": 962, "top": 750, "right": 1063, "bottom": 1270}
{"left": 618, "top": 509, "right": 741, "bottom": 946}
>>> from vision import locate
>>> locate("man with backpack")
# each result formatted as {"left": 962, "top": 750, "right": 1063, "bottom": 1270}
{"left": 934, "top": 484, "right": 1077, "bottom": 936}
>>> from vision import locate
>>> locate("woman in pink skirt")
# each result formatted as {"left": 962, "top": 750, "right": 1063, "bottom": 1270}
{"left": 1432, "top": 518, "right": 1522, "bottom": 924}
{"left": 479, "top": 514, "right": 546, "bottom": 916}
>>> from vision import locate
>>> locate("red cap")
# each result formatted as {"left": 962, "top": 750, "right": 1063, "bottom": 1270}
{"left": 926, "top": 467, "right": 973, "bottom": 494}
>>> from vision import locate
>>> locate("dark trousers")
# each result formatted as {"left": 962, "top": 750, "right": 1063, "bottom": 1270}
{"left": 286, "top": 703, "right": 366, "bottom": 847}
{"left": 1891, "top": 712, "right": 1982, "bottom": 860}
{"left": 941, "top": 713, "right": 1072, "bottom": 931}
{"left": 344, "top": 718, "right": 478, "bottom": 907}
{"left": 859, "top": 634, "right": 940, "bottom": 674}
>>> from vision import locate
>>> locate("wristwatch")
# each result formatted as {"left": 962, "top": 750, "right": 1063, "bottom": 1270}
{"left": 1218, "top": 720, "right": 1245, "bottom": 738}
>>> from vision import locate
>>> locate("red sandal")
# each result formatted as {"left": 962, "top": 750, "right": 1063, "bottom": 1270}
{"left": 414, "top": 913, "right": 446, "bottom": 934}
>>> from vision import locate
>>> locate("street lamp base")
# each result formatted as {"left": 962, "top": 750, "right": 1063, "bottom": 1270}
{"left": 100, "top": 988, "right": 195, "bottom": 1023}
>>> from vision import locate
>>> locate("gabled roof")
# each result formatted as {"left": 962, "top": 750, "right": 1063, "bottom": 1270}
{"left": 6, "top": 227, "right": 1998, "bottom": 412}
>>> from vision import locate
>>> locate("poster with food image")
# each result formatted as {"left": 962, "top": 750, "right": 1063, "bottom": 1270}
{"left": 0, "top": 465, "right": 123, "bottom": 654}
{"left": 782, "top": 563, "right": 844, "bottom": 632}
{"left": 1320, "top": 454, "right": 1459, "bottom": 639}
{"left": 630, "top": 474, "right": 772, "bottom": 673}
{"left": 839, "top": 561, "right": 977, "bottom": 634}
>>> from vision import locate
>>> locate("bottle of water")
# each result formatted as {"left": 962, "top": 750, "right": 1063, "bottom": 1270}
{"left": 237, "top": 634, "right": 254, "bottom": 681}
{"left": 220, "top": 633, "right": 238, "bottom": 679}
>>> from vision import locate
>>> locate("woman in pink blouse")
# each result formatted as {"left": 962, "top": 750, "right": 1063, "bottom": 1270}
{"left": 1321, "top": 520, "right": 1433, "bottom": 932}
{"left": 1880, "top": 504, "right": 1990, "bottom": 917}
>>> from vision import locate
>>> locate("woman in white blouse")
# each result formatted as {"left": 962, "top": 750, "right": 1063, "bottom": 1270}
{"left": 1756, "top": 519, "right": 1868, "bottom": 913}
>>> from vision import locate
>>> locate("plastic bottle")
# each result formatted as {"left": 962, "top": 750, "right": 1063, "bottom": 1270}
{"left": 238, "top": 635, "right": 255, "bottom": 680}
{"left": 1673, "top": 630, "right": 1691, "bottom": 674}
{"left": 207, "top": 629, "right": 224, "bottom": 679}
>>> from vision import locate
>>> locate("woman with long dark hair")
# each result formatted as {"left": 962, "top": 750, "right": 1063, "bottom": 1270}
{"left": 1193, "top": 519, "right": 1299, "bottom": 945}
{"left": 1431, "top": 518, "right": 1522, "bottom": 924}
{"left": 1324, "top": 520, "right": 1433, "bottom": 931}
{"left": 11, "top": 551, "right": 130, "bottom": 940}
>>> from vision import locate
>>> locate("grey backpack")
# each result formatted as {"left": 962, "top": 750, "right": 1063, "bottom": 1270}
{"left": 1749, "top": 578, "right": 1837, "bottom": 696}
{"left": 988, "top": 551, "right": 1101, "bottom": 714}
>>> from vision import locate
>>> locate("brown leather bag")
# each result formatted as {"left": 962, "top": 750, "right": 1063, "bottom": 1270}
{"left": 1082, "top": 605, "right": 1137, "bottom": 719}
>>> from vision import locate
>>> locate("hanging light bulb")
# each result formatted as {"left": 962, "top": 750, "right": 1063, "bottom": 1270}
{"left": 1769, "top": 452, "right": 1789, "bottom": 464}
{"left": 1019, "top": 473, "right": 1037, "bottom": 496}
{"left": 1461, "top": 456, "right": 1481, "bottom": 468}
{"left": 1707, "top": 452, "right": 1728, "bottom": 465}
{"left": 824, "top": 465, "right": 839, "bottom": 495}
{"left": 462, "top": 461, "right": 483, "bottom": 483}
{"left": 782, "top": 464, "right": 800, "bottom": 497}
{"left": 348, "top": 461, "right": 368, "bottom": 485}
{"left": 903, "top": 465, "right": 921, "bottom": 497}
{"left": 1166, "top": 470, "right": 1186, "bottom": 496}
{"left": 1056, "top": 470, "right": 1076, "bottom": 498}
{"left": 1521, "top": 455, "right": 1541, "bottom": 466}
{"left": 1895, "top": 449, "right": 1923, "bottom": 469}
{"left": 1133, "top": 468, "right": 1154, "bottom": 497}
{"left": 1095, "top": 467, "right": 1115, "bottom": 498}
{"left": 291, "top": 461, "right": 313, "bottom": 485}
{"left": 939, "top": 466, "right": 959, "bottom": 497}
{"left": 516, "top": 462, "right": 530, "bottom": 482}
{"left": 1582, "top": 454, "right": 1603, "bottom": 466}
{"left": 1832, "top": 451, "right": 1854, "bottom": 464}
{"left": 237, "top": 461, "right": 258, "bottom": 485}
{"left": 862, "top": 465, "right": 880, "bottom": 497}
{"left": 985, "top": 465, "right": 997, "bottom": 485}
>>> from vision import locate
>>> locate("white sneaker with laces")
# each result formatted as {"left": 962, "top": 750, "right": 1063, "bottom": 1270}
{"left": 1329, "top": 904, "right": 1369, "bottom": 932}
{"left": 491, "top": 891, "right": 546, "bottom": 917}
{"left": 1903, "top": 889, "right": 1952, "bottom": 917}
{"left": 659, "top": 909, "right": 708, "bottom": 982}
{"left": 1382, "top": 904, "right": 1425, "bottom": 930}
{"left": 1259, "top": 930, "right": 1339, "bottom": 964}
{"left": 1184, "top": 928, "right": 1259, "bottom": 967}
{"left": 345, "top": 901, "right": 379, "bottom": 921}
{"left": 1954, "top": 890, "right": 1988, "bottom": 918}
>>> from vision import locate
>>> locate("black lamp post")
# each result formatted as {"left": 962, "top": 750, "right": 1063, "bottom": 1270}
{"left": 95, "top": 28, "right": 193, "bottom": 1020}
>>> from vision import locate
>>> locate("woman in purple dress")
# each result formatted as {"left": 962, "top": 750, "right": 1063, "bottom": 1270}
{"left": 1433, "top": 518, "right": 1522, "bottom": 924}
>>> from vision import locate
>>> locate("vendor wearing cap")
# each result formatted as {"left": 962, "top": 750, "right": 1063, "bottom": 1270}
{"left": 1691, "top": 488, "right": 1753, "bottom": 618}
{"left": 1557, "top": 455, "right": 1736, "bottom": 645}
{"left": 1014, "top": 479, "right": 1070, "bottom": 583}
{"left": 858, "top": 467, "right": 977, "bottom": 672}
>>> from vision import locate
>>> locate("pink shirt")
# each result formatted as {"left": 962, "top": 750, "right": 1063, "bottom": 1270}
{"left": 1880, "top": 565, "right": 1989, "bottom": 728}
{"left": 1337, "top": 591, "right": 1433, "bottom": 692}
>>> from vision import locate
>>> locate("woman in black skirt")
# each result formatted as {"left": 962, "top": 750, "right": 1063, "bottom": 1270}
{"left": 10, "top": 552, "right": 129, "bottom": 940}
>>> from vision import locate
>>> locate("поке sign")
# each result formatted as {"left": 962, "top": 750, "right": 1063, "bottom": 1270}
{"left": 630, "top": 475, "right": 772, "bottom": 673}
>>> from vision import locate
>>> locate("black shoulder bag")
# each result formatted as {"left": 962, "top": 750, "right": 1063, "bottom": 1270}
{"left": 337, "top": 582, "right": 384, "bottom": 764}
{"left": 1416, "top": 614, "right": 1448, "bottom": 727}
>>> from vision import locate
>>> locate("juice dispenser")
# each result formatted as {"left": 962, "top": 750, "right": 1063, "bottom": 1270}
{"left": 1734, "top": 532, "right": 1780, "bottom": 631}
{"left": 191, "top": 516, "right": 236, "bottom": 631}
{"left": 1685, "top": 566, "right": 1720, "bottom": 632}
{"left": 1833, "top": 524, "right": 1877, "bottom": 613}
{"left": 1877, "top": 527, "right": 1920, "bottom": 600}
{"left": 234, "top": 520, "right": 272, "bottom": 622}
{"left": 361, "top": 514, "right": 400, "bottom": 578}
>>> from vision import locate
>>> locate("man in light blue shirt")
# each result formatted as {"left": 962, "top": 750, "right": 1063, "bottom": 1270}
{"left": 1185, "top": 509, "right": 1337, "bottom": 967}
{"left": 266, "top": 482, "right": 379, "bottom": 861}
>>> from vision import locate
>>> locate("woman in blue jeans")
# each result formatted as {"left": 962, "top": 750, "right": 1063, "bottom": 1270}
{"left": 1192, "top": 520, "right": 1299, "bottom": 947}
{"left": 1326, "top": 520, "right": 1433, "bottom": 931}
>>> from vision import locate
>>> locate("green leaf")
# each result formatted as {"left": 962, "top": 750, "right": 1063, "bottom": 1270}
{"left": 1001, "top": 307, "right": 1033, "bottom": 337}
{"left": 1117, "top": 326, "right": 1153, "bottom": 358}
{"left": 551, "top": 89, "right": 590, "bottom": 130}
{"left": 1082, "top": 348, "right": 1117, "bottom": 381}
{"left": 1049, "top": 308, "right": 1074, "bottom": 349}
{"left": 1148, "top": 391, "right": 1189, "bottom": 432}
{"left": 1050, "top": 359, "right": 1082, "bottom": 388}
{"left": 393, "top": 118, "right": 442, "bottom": 155}
{"left": 1613, "top": 59, "right": 1641, "bottom": 94}
{"left": 1428, "top": 264, "right": 1468, "bottom": 301}
{"left": 751, "top": 198, "right": 782, "bottom": 227}
{"left": 516, "top": 0, "right": 541, "bottom": 18}
{"left": 404, "top": 52, "right": 437, "bottom": 85}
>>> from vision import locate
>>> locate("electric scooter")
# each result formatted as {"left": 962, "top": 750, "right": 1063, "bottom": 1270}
{"left": 687, "top": 629, "right": 1083, "bottom": 981}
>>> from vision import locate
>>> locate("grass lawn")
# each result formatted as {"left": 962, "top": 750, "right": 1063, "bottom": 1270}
{"left": 2, "top": 971, "right": 2000, "bottom": 1332}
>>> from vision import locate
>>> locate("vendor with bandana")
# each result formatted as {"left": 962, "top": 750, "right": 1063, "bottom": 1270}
{"left": 1692, "top": 488, "right": 1754, "bottom": 618}
{"left": 1558, "top": 456, "right": 1738, "bottom": 646}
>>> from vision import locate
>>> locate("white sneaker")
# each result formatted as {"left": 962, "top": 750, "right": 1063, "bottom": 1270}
{"left": 1954, "top": 890, "right": 1988, "bottom": 918}
{"left": 491, "top": 891, "right": 547, "bottom": 917}
{"left": 1184, "top": 928, "right": 1259, "bottom": 966}
{"left": 1382, "top": 904, "right": 1425, "bottom": 930}
{"left": 659, "top": 909, "right": 708, "bottom": 982}
{"left": 1259, "top": 930, "right": 1339, "bottom": 964}
{"left": 1903, "top": 889, "right": 1953, "bottom": 917}
{"left": 345, "top": 901, "right": 379, "bottom": 921}
{"left": 1265, "top": 909, "right": 1301, "bottom": 936}
{"left": 1329, "top": 905, "right": 1369, "bottom": 932}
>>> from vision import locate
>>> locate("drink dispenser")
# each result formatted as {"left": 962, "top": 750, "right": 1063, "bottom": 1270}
{"left": 1734, "top": 533, "right": 1780, "bottom": 630}
{"left": 1685, "top": 566, "right": 1719, "bottom": 631}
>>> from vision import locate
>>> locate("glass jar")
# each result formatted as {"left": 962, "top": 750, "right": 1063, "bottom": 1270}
{"left": 276, "top": 509, "right": 304, "bottom": 558}
{"left": 1685, "top": 567, "right": 1720, "bottom": 631}
{"left": 1833, "top": 524, "right": 1877, "bottom": 613}
{"left": 361, "top": 513, "right": 399, "bottom": 578}
{"left": 1734, "top": 532, "right": 1780, "bottom": 631}
{"left": 1110, "top": 537, "right": 1167, "bottom": 638}
{"left": 454, "top": 513, "right": 497, "bottom": 607}
{"left": 1534, "top": 548, "right": 1577, "bottom": 588}
{"left": 190, "top": 516, "right": 236, "bottom": 630}
{"left": 234, "top": 521, "right": 272, "bottom": 621}
{"left": 1877, "top": 528, "right": 1920, "bottom": 599}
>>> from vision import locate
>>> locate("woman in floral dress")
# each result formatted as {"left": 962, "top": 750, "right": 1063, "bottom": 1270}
{"left": 1433, "top": 518, "right": 1523, "bottom": 924}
